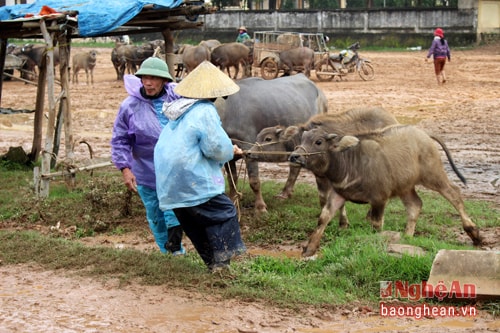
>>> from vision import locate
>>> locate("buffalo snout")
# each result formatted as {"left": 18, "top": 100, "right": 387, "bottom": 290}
{"left": 245, "top": 151, "right": 258, "bottom": 160}
{"left": 246, "top": 144, "right": 262, "bottom": 160}
{"left": 288, "top": 152, "right": 304, "bottom": 166}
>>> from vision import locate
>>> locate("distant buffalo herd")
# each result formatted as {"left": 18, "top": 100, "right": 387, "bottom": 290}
{"left": 111, "top": 38, "right": 254, "bottom": 81}
{"left": 5, "top": 36, "right": 320, "bottom": 84}
{"left": 6, "top": 43, "right": 96, "bottom": 84}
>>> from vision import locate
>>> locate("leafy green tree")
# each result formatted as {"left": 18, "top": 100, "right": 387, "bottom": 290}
{"left": 309, "top": 0, "right": 340, "bottom": 9}
{"left": 213, "top": 0, "right": 238, "bottom": 9}
{"left": 345, "top": 0, "right": 364, "bottom": 7}
{"left": 282, "top": 0, "right": 296, "bottom": 9}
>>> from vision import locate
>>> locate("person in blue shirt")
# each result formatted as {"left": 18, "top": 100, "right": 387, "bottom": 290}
{"left": 111, "top": 57, "right": 186, "bottom": 255}
{"left": 236, "top": 26, "right": 251, "bottom": 43}
{"left": 426, "top": 28, "right": 451, "bottom": 85}
{"left": 155, "top": 60, "right": 247, "bottom": 272}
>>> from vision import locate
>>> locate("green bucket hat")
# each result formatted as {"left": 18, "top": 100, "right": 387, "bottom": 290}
{"left": 135, "top": 57, "right": 174, "bottom": 82}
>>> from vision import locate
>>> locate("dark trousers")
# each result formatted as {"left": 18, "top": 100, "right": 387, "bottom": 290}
{"left": 174, "top": 194, "right": 246, "bottom": 268}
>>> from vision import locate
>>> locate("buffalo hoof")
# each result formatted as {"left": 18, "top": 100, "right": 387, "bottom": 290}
{"left": 255, "top": 207, "right": 268, "bottom": 215}
{"left": 275, "top": 191, "right": 292, "bottom": 200}
{"left": 338, "top": 222, "right": 350, "bottom": 229}
{"left": 302, "top": 244, "right": 318, "bottom": 258}
{"left": 254, "top": 201, "right": 268, "bottom": 215}
{"left": 302, "top": 254, "right": 318, "bottom": 261}
{"left": 465, "top": 227, "right": 483, "bottom": 246}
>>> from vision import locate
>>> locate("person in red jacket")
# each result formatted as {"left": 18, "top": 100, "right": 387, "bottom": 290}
{"left": 426, "top": 28, "right": 451, "bottom": 84}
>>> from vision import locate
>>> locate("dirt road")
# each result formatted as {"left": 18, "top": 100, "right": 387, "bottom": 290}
{"left": 0, "top": 44, "right": 499, "bottom": 332}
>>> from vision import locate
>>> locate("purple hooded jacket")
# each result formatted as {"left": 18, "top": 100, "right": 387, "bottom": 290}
{"left": 111, "top": 74, "right": 180, "bottom": 189}
{"left": 426, "top": 37, "right": 451, "bottom": 61}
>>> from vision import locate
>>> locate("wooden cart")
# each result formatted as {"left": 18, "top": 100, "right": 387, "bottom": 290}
{"left": 252, "top": 31, "right": 329, "bottom": 80}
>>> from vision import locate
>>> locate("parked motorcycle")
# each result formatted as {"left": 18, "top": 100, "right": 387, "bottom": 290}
{"left": 315, "top": 42, "right": 375, "bottom": 81}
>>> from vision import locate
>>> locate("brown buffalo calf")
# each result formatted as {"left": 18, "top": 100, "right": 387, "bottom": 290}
{"left": 289, "top": 125, "right": 482, "bottom": 257}
{"left": 72, "top": 50, "right": 97, "bottom": 85}
{"left": 248, "top": 107, "right": 399, "bottom": 228}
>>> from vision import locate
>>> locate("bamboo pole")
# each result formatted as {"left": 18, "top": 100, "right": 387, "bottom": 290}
{"left": 59, "top": 33, "right": 73, "bottom": 161}
{"left": 40, "top": 161, "right": 113, "bottom": 178}
{"left": 0, "top": 38, "right": 7, "bottom": 106}
{"left": 161, "top": 29, "right": 176, "bottom": 79}
{"left": 52, "top": 33, "right": 72, "bottom": 168}
{"left": 38, "top": 19, "right": 57, "bottom": 198}
{"left": 30, "top": 51, "right": 46, "bottom": 163}
{"left": 1, "top": 71, "right": 37, "bottom": 85}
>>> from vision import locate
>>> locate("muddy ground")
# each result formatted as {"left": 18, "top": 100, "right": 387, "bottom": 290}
{"left": 0, "top": 44, "right": 499, "bottom": 332}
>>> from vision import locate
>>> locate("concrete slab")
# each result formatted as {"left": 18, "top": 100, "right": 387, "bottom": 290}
{"left": 427, "top": 250, "right": 500, "bottom": 300}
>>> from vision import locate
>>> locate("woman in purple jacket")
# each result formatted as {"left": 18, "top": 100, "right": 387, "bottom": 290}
{"left": 426, "top": 28, "right": 451, "bottom": 85}
{"left": 111, "top": 57, "right": 185, "bottom": 255}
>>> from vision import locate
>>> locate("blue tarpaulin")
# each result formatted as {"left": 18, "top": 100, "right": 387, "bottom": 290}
{"left": 0, "top": 0, "right": 185, "bottom": 37}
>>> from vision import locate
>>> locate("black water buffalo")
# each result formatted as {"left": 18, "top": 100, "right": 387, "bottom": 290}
{"left": 278, "top": 46, "right": 315, "bottom": 77}
{"left": 122, "top": 43, "right": 155, "bottom": 74}
{"left": 5, "top": 44, "right": 36, "bottom": 81}
{"left": 111, "top": 42, "right": 155, "bottom": 79}
{"left": 181, "top": 44, "right": 211, "bottom": 74}
{"left": 211, "top": 42, "right": 252, "bottom": 79}
{"left": 111, "top": 42, "right": 126, "bottom": 80}
{"left": 199, "top": 39, "right": 221, "bottom": 52}
{"left": 11, "top": 44, "right": 60, "bottom": 80}
{"left": 289, "top": 125, "right": 482, "bottom": 257}
{"left": 248, "top": 107, "right": 399, "bottom": 227}
{"left": 216, "top": 73, "right": 327, "bottom": 214}
{"left": 16, "top": 43, "right": 60, "bottom": 69}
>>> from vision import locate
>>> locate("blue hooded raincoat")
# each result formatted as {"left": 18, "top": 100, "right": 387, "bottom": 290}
{"left": 155, "top": 98, "right": 234, "bottom": 210}
{"left": 155, "top": 98, "right": 246, "bottom": 268}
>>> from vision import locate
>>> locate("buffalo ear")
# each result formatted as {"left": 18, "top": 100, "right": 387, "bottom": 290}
{"left": 274, "top": 125, "right": 285, "bottom": 136}
{"left": 283, "top": 125, "right": 299, "bottom": 140}
{"left": 331, "top": 135, "right": 359, "bottom": 152}
{"left": 325, "top": 133, "right": 338, "bottom": 141}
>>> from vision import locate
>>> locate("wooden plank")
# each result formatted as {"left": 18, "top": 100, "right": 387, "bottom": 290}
{"left": 40, "top": 161, "right": 113, "bottom": 178}
{"left": 1, "top": 71, "right": 37, "bottom": 85}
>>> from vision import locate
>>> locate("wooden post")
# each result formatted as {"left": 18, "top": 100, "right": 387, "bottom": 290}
{"left": 161, "top": 29, "right": 176, "bottom": 79}
{"left": 30, "top": 54, "right": 47, "bottom": 163}
{"left": 38, "top": 19, "right": 57, "bottom": 198}
{"left": 0, "top": 38, "right": 7, "bottom": 106}
{"left": 59, "top": 33, "right": 73, "bottom": 161}
{"left": 52, "top": 96, "right": 63, "bottom": 168}
{"left": 52, "top": 32, "right": 72, "bottom": 168}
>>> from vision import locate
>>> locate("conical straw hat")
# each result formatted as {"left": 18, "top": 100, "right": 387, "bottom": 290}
{"left": 174, "top": 61, "right": 240, "bottom": 99}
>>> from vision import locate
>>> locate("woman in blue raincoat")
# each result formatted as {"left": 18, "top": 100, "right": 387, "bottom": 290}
{"left": 155, "top": 61, "right": 246, "bottom": 272}
{"left": 111, "top": 57, "right": 185, "bottom": 255}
